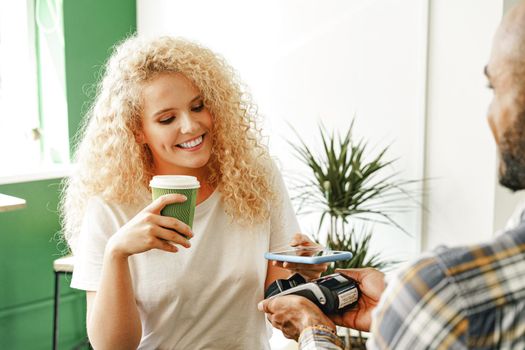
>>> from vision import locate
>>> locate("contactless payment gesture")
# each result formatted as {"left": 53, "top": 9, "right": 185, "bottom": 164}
{"left": 265, "top": 247, "right": 353, "bottom": 264}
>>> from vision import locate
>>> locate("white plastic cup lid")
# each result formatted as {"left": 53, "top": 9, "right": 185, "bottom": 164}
{"left": 149, "top": 175, "right": 200, "bottom": 189}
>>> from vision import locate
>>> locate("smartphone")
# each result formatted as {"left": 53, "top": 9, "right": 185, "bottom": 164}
{"left": 264, "top": 247, "right": 353, "bottom": 264}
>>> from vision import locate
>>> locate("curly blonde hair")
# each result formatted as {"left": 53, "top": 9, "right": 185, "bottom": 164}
{"left": 61, "top": 35, "right": 274, "bottom": 251}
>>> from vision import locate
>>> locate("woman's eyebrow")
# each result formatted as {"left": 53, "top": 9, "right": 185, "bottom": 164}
{"left": 153, "top": 107, "right": 175, "bottom": 118}
{"left": 152, "top": 95, "right": 203, "bottom": 118}
{"left": 152, "top": 96, "right": 202, "bottom": 117}
{"left": 191, "top": 95, "right": 202, "bottom": 103}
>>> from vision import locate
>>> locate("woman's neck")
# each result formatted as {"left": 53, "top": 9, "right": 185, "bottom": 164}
{"left": 196, "top": 180, "right": 215, "bottom": 205}
{"left": 152, "top": 166, "right": 215, "bottom": 204}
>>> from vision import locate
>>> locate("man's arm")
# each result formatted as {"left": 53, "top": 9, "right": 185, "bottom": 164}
{"left": 367, "top": 255, "right": 466, "bottom": 349}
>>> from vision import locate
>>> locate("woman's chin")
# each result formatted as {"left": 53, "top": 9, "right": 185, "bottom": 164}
{"left": 178, "top": 159, "right": 211, "bottom": 172}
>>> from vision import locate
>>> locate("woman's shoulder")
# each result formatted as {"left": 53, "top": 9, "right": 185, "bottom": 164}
{"left": 84, "top": 192, "right": 149, "bottom": 220}
{"left": 258, "top": 156, "right": 282, "bottom": 180}
{"left": 266, "top": 157, "right": 288, "bottom": 187}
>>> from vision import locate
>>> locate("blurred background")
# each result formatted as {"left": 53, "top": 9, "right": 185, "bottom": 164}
{"left": 1, "top": 0, "right": 524, "bottom": 349}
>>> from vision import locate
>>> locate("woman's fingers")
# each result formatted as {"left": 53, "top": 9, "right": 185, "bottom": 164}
{"left": 154, "top": 238, "right": 180, "bottom": 253}
{"left": 289, "top": 233, "right": 317, "bottom": 247}
{"left": 145, "top": 194, "right": 188, "bottom": 214}
{"left": 292, "top": 270, "right": 324, "bottom": 279}
{"left": 273, "top": 261, "right": 329, "bottom": 273}
{"left": 293, "top": 264, "right": 328, "bottom": 279}
{"left": 153, "top": 214, "right": 193, "bottom": 239}
{"left": 155, "top": 226, "right": 192, "bottom": 248}
{"left": 283, "top": 262, "right": 328, "bottom": 271}
{"left": 272, "top": 261, "right": 285, "bottom": 268}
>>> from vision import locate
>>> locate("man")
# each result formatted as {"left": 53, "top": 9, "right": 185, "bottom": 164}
{"left": 259, "top": 2, "right": 525, "bottom": 349}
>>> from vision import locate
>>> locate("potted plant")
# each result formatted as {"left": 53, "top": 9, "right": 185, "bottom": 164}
{"left": 287, "top": 121, "right": 419, "bottom": 349}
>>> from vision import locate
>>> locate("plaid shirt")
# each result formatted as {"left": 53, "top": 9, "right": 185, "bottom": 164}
{"left": 298, "top": 223, "right": 525, "bottom": 350}
{"left": 298, "top": 326, "right": 344, "bottom": 350}
{"left": 368, "top": 223, "right": 525, "bottom": 349}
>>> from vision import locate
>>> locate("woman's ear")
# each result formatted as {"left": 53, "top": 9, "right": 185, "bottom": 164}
{"left": 135, "top": 131, "right": 146, "bottom": 144}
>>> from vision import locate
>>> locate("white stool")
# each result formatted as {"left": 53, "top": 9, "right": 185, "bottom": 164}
{"left": 53, "top": 255, "right": 75, "bottom": 274}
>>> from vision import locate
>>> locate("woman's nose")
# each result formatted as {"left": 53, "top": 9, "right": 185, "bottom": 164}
{"left": 179, "top": 113, "right": 196, "bottom": 134}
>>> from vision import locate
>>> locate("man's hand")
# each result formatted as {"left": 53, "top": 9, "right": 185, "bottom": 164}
{"left": 330, "top": 268, "right": 385, "bottom": 331}
{"left": 258, "top": 295, "right": 336, "bottom": 340}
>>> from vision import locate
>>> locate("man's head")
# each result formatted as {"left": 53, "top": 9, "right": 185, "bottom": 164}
{"left": 486, "top": 1, "right": 525, "bottom": 191}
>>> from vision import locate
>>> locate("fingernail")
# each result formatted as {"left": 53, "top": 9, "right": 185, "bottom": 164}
{"left": 181, "top": 195, "right": 187, "bottom": 200}
{"left": 257, "top": 302, "right": 263, "bottom": 311}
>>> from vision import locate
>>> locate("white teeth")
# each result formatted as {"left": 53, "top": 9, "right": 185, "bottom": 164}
{"left": 178, "top": 136, "right": 203, "bottom": 149}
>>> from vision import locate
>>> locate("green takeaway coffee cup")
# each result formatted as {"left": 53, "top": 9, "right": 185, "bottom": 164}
{"left": 150, "top": 175, "right": 200, "bottom": 229}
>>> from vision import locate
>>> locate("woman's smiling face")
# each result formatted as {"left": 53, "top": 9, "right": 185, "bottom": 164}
{"left": 140, "top": 72, "right": 213, "bottom": 176}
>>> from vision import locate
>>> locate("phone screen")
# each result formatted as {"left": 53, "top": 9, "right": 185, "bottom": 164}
{"left": 272, "top": 248, "right": 339, "bottom": 257}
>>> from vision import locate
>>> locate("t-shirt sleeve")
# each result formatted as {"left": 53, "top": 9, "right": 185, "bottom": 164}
{"left": 268, "top": 161, "right": 301, "bottom": 251}
{"left": 70, "top": 197, "right": 123, "bottom": 291}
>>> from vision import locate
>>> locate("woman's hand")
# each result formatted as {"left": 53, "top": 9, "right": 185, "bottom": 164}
{"left": 107, "top": 194, "right": 193, "bottom": 258}
{"left": 272, "top": 233, "right": 329, "bottom": 280}
{"left": 88, "top": 194, "right": 192, "bottom": 349}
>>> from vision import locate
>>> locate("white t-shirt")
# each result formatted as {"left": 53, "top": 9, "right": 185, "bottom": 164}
{"left": 71, "top": 169, "right": 299, "bottom": 350}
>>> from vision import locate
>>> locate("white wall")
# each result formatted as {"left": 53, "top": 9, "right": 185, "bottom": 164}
{"left": 136, "top": 0, "right": 525, "bottom": 251}
{"left": 138, "top": 0, "right": 427, "bottom": 264}
{"left": 422, "top": 0, "right": 525, "bottom": 250}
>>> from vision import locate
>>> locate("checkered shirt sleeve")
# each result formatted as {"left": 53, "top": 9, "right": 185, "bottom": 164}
{"left": 298, "top": 326, "right": 344, "bottom": 350}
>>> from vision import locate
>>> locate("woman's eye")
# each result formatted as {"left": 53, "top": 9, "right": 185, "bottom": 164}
{"left": 159, "top": 116, "right": 175, "bottom": 124}
{"left": 192, "top": 104, "right": 204, "bottom": 112}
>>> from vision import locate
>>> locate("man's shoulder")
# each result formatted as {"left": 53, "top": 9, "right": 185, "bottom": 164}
{"left": 434, "top": 223, "right": 525, "bottom": 279}
{"left": 385, "top": 224, "right": 525, "bottom": 328}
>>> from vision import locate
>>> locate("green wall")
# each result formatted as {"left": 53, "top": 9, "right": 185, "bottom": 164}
{"left": 64, "top": 0, "right": 137, "bottom": 152}
{"left": 0, "top": 1, "right": 136, "bottom": 348}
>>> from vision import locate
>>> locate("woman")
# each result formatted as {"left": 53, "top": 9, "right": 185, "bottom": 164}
{"left": 61, "top": 35, "right": 325, "bottom": 349}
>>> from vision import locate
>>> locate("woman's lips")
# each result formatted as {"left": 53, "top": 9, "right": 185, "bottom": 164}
{"left": 176, "top": 134, "right": 205, "bottom": 151}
